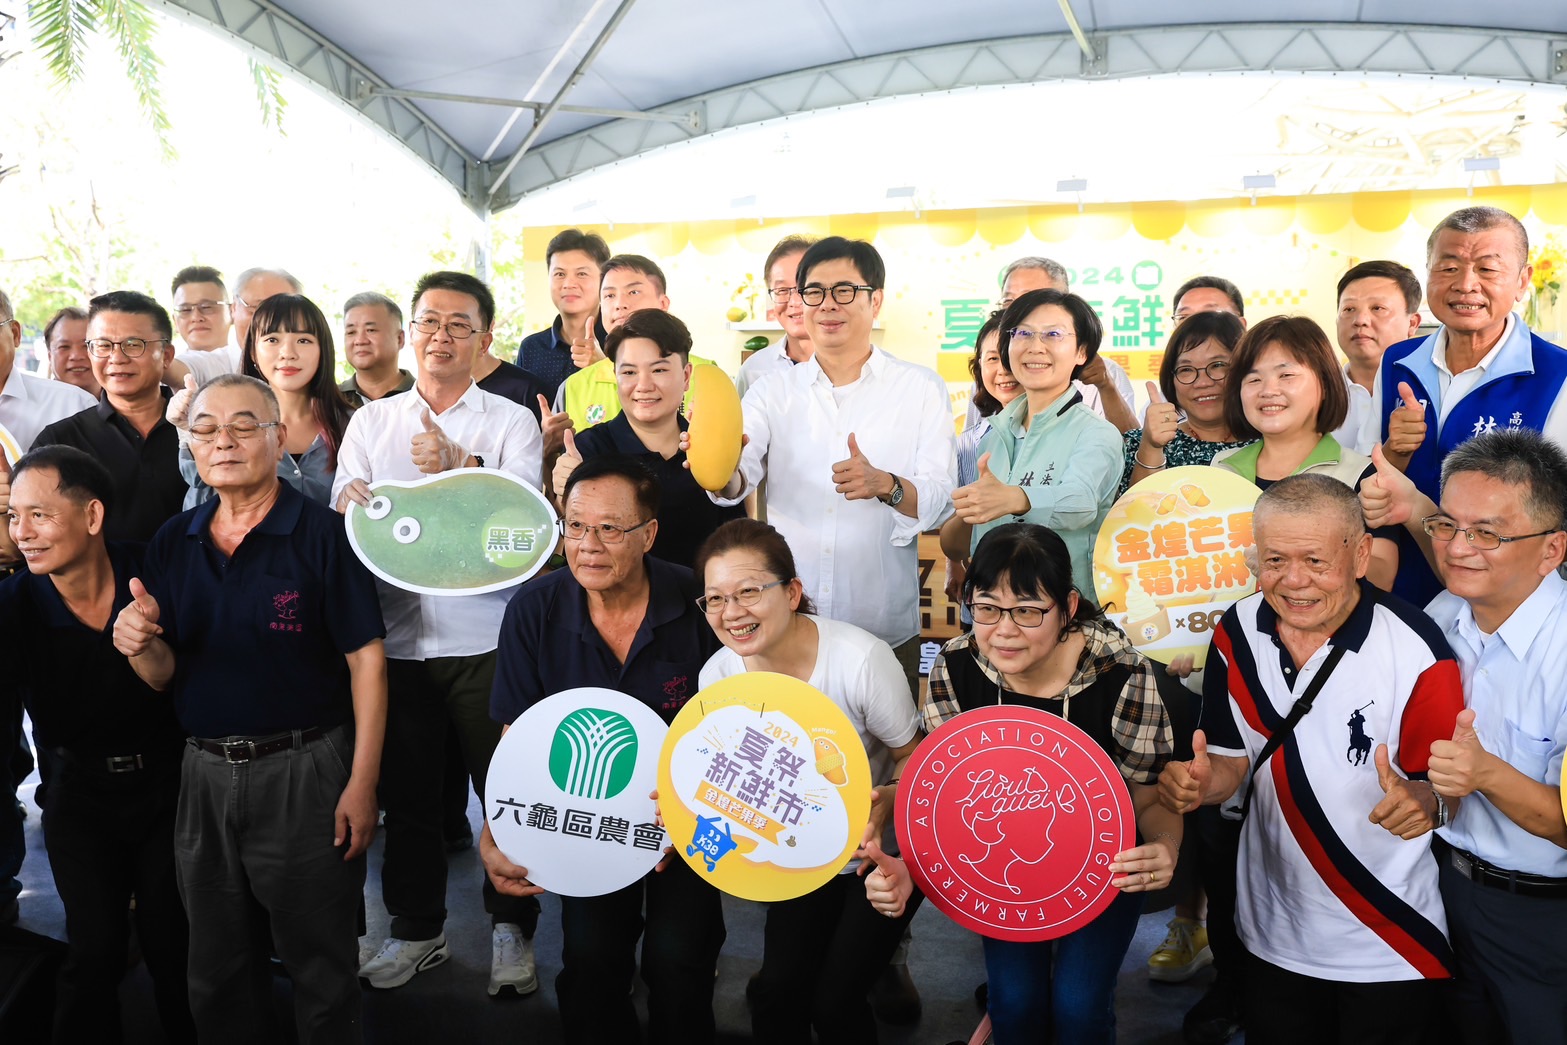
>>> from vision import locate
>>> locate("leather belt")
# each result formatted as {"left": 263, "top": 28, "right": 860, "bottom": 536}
{"left": 1435, "top": 835, "right": 1567, "bottom": 898}
{"left": 194, "top": 726, "right": 328, "bottom": 765}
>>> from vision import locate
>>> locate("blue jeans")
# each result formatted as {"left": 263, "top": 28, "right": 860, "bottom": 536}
{"left": 981, "top": 886, "right": 1144, "bottom": 1045}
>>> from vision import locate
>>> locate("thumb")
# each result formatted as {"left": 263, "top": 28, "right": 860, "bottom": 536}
{"left": 1374, "top": 744, "right": 1401, "bottom": 793}
{"left": 420, "top": 407, "right": 440, "bottom": 433}
{"left": 562, "top": 428, "right": 580, "bottom": 459}
{"left": 1146, "top": 380, "right": 1166, "bottom": 405}
{"left": 847, "top": 432, "right": 863, "bottom": 458}
{"left": 537, "top": 393, "right": 554, "bottom": 418}
{"left": 1370, "top": 442, "right": 1398, "bottom": 480}
{"left": 184, "top": 373, "right": 198, "bottom": 393}
{"left": 129, "top": 577, "right": 159, "bottom": 619}
{"left": 865, "top": 838, "right": 900, "bottom": 878}
{"left": 977, "top": 451, "right": 997, "bottom": 480}
{"left": 1397, "top": 381, "right": 1421, "bottom": 411}
{"left": 1191, "top": 729, "right": 1210, "bottom": 769}
{"left": 1452, "top": 708, "right": 1478, "bottom": 745}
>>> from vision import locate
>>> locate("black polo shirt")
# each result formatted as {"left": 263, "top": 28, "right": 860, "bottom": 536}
{"left": 32, "top": 391, "right": 186, "bottom": 542}
{"left": 0, "top": 542, "right": 187, "bottom": 766}
{"left": 491, "top": 555, "right": 718, "bottom": 727}
{"left": 573, "top": 414, "right": 746, "bottom": 570}
{"left": 338, "top": 369, "right": 415, "bottom": 410}
{"left": 477, "top": 359, "right": 550, "bottom": 422}
{"left": 517, "top": 313, "right": 610, "bottom": 399}
{"left": 142, "top": 480, "right": 385, "bottom": 738}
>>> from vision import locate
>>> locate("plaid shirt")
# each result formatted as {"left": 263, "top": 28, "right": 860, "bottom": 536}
{"left": 921, "top": 619, "right": 1173, "bottom": 784}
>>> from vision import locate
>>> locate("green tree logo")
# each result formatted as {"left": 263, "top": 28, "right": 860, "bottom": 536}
{"left": 550, "top": 708, "right": 639, "bottom": 800}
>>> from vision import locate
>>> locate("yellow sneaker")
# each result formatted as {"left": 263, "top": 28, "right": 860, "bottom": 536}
{"left": 1147, "top": 917, "right": 1212, "bottom": 983}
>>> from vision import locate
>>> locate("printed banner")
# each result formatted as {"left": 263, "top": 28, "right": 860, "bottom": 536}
{"left": 486, "top": 687, "right": 670, "bottom": 897}
{"left": 658, "top": 672, "right": 872, "bottom": 902}
{"left": 344, "top": 467, "right": 557, "bottom": 596}
{"left": 898, "top": 705, "right": 1136, "bottom": 942}
{"left": 1092, "top": 465, "right": 1261, "bottom": 667}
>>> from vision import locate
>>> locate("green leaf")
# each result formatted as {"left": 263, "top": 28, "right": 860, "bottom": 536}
{"left": 28, "top": 0, "right": 97, "bottom": 84}
{"left": 249, "top": 57, "right": 288, "bottom": 135}
{"left": 96, "top": 0, "right": 174, "bottom": 159}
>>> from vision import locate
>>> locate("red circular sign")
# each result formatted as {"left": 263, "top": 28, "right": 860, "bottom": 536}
{"left": 897, "top": 705, "right": 1136, "bottom": 942}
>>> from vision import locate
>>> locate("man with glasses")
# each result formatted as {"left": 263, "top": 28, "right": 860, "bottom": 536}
{"left": 1361, "top": 429, "right": 1567, "bottom": 1043}
{"left": 168, "top": 267, "right": 301, "bottom": 388}
{"left": 484, "top": 454, "right": 724, "bottom": 1044}
{"left": 1332, "top": 261, "right": 1424, "bottom": 455}
{"left": 737, "top": 234, "right": 816, "bottom": 398}
{"left": 169, "top": 264, "right": 232, "bottom": 354}
{"left": 32, "top": 291, "right": 187, "bottom": 540}
{"left": 333, "top": 270, "right": 546, "bottom": 997}
{"left": 1172, "top": 275, "right": 1247, "bottom": 326}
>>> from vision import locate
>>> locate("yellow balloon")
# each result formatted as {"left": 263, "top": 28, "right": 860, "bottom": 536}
{"left": 1352, "top": 191, "right": 1413, "bottom": 233}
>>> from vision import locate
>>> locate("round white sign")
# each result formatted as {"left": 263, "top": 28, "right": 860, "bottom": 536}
{"left": 486, "top": 687, "right": 671, "bottom": 897}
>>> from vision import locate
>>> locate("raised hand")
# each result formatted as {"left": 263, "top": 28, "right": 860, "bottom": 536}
{"left": 1158, "top": 729, "right": 1211, "bottom": 814}
{"left": 1429, "top": 709, "right": 1487, "bottom": 799}
{"left": 1369, "top": 743, "right": 1436, "bottom": 839}
{"left": 410, "top": 408, "right": 468, "bottom": 474}
{"left": 831, "top": 432, "right": 892, "bottom": 502}
{"left": 1359, "top": 443, "right": 1424, "bottom": 529}
{"left": 952, "top": 451, "right": 1028, "bottom": 524}
{"left": 1384, "top": 382, "right": 1427, "bottom": 460}
{"left": 537, "top": 393, "right": 574, "bottom": 457}
{"left": 551, "top": 428, "right": 583, "bottom": 499}
{"left": 861, "top": 838, "right": 913, "bottom": 919}
{"left": 1142, "top": 380, "right": 1179, "bottom": 450}
{"left": 569, "top": 322, "right": 603, "bottom": 369}
{"left": 167, "top": 373, "right": 199, "bottom": 430}
{"left": 113, "top": 577, "right": 164, "bottom": 658}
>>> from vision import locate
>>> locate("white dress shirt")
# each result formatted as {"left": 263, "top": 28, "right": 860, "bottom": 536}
{"left": 1428, "top": 572, "right": 1567, "bottom": 878}
{"left": 2, "top": 368, "right": 97, "bottom": 451}
{"left": 1334, "top": 364, "right": 1376, "bottom": 455}
{"left": 174, "top": 341, "right": 243, "bottom": 385}
{"left": 716, "top": 347, "right": 956, "bottom": 647}
{"left": 331, "top": 380, "right": 544, "bottom": 661}
{"left": 736, "top": 338, "right": 803, "bottom": 399}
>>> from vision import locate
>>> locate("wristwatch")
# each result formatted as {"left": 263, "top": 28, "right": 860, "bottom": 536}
{"left": 471, "top": 454, "right": 484, "bottom": 468}
{"left": 879, "top": 474, "right": 905, "bottom": 508}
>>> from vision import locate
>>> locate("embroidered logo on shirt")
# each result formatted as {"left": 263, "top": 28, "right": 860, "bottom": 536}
{"left": 270, "top": 591, "right": 303, "bottom": 633}
{"left": 1346, "top": 703, "right": 1374, "bottom": 766}
{"left": 662, "top": 675, "right": 690, "bottom": 711}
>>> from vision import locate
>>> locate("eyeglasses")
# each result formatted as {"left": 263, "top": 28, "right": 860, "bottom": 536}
{"left": 1173, "top": 360, "right": 1232, "bottom": 385}
{"left": 1006, "top": 328, "right": 1075, "bottom": 347}
{"left": 766, "top": 287, "right": 797, "bottom": 305}
{"left": 411, "top": 316, "right": 487, "bottom": 340}
{"left": 1421, "top": 515, "right": 1560, "bottom": 551}
{"left": 86, "top": 338, "right": 170, "bottom": 358}
{"left": 556, "top": 517, "right": 651, "bottom": 544}
{"left": 799, "top": 283, "right": 875, "bottom": 306}
{"left": 967, "top": 602, "right": 1055, "bottom": 627}
{"left": 188, "top": 420, "right": 281, "bottom": 442}
{"left": 174, "top": 302, "right": 227, "bottom": 317}
{"left": 696, "top": 580, "right": 787, "bottom": 614}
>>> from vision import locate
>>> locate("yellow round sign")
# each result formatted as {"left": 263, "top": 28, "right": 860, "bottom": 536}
{"left": 1093, "top": 465, "right": 1261, "bottom": 668}
{"left": 657, "top": 672, "right": 872, "bottom": 902}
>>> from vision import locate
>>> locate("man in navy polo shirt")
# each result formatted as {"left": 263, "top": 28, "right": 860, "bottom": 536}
{"left": 483, "top": 454, "right": 724, "bottom": 1045}
{"left": 113, "top": 373, "right": 387, "bottom": 1045}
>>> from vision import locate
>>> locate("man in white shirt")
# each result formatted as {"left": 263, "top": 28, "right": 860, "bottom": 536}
{"left": 736, "top": 235, "right": 816, "bottom": 398}
{"left": 0, "top": 286, "right": 98, "bottom": 453}
{"left": 169, "top": 267, "right": 302, "bottom": 387}
{"left": 332, "top": 270, "right": 545, "bottom": 998}
{"left": 708, "top": 237, "right": 956, "bottom": 694}
{"left": 1332, "top": 261, "right": 1423, "bottom": 455}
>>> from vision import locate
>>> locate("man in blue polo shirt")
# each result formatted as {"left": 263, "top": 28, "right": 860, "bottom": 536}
{"left": 483, "top": 455, "right": 724, "bottom": 1045}
{"left": 516, "top": 228, "right": 612, "bottom": 398}
{"left": 113, "top": 373, "right": 387, "bottom": 1045}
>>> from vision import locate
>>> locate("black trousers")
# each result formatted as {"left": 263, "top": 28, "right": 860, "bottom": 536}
{"left": 1243, "top": 949, "right": 1444, "bottom": 1045}
{"left": 0, "top": 699, "right": 28, "bottom": 907}
{"left": 380, "top": 654, "right": 536, "bottom": 940}
{"left": 751, "top": 872, "right": 925, "bottom": 1045}
{"left": 557, "top": 857, "right": 726, "bottom": 1045}
{"left": 1440, "top": 855, "right": 1567, "bottom": 1045}
{"left": 42, "top": 755, "right": 194, "bottom": 1043}
{"left": 1196, "top": 805, "right": 1245, "bottom": 995}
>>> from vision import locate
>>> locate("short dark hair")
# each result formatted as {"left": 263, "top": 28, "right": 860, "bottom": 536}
{"left": 601, "top": 255, "right": 668, "bottom": 297}
{"left": 561, "top": 454, "right": 661, "bottom": 521}
{"left": 996, "top": 289, "right": 1102, "bottom": 379}
{"left": 1426, "top": 206, "right": 1529, "bottom": 269}
{"left": 1441, "top": 429, "right": 1567, "bottom": 530}
{"left": 411, "top": 271, "right": 496, "bottom": 331}
{"left": 11, "top": 444, "right": 115, "bottom": 515}
{"left": 1158, "top": 310, "right": 1246, "bottom": 406}
{"left": 171, "top": 265, "right": 226, "bottom": 297}
{"left": 692, "top": 518, "right": 818, "bottom": 615}
{"left": 1336, "top": 260, "right": 1422, "bottom": 314}
{"left": 797, "top": 236, "right": 885, "bottom": 291}
{"left": 1224, "top": 315, "right": 1348, "bottom": 440}
{"left": 966, "top": 310, "right": 1010, "bottom": 417}
{"left": 87, "top": 291, "right": 173, "bottom": 342}
{"left": 763, "top": 236, "right": 817, "bottom": 286}
{"left": 604, "top": 309, "right": 693, "bottom": 363}
{"left": 963, "top": 523, "right": 1102, "bottom": 640}
{"left": 43, "top": 306, "right": 88, "bottom": 347}
{"left": 343, "top": 290, "right": 403, "bottom": 327}
{"left": 241, "top": 294, "right": 354, "bottom": 469}
{"left": 546, "top": 228, "right": 611, "bottom": 270}
{"left": 1174, "top": 275, "right": 1245, "bottom": 317}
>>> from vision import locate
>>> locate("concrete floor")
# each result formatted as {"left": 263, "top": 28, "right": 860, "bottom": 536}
{"left": 12, "top": 770, "right": 1224, "bottom": 1043}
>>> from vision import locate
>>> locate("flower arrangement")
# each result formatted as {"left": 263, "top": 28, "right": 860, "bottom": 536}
{"left": 1525, "top": 236, "right": 1565, "bottom": 329}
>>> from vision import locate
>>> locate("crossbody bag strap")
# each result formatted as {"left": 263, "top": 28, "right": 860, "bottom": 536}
{"left": 1239, "top": 645, "right": 1347, "bottom": 819}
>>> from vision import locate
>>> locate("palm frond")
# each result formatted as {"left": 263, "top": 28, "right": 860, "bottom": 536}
{"left": 96, "top": 0, "right": 174, "bottom": 158}
{"left": 248, "top": 57, "right": 287, "bottom": 135}
{"left": 28, "top": 0, "right": 97, "bottom": 83}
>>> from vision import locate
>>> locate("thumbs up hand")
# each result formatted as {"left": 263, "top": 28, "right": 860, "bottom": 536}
{"left": 861, "top": 838, "right": 913, "bottom": 919}
{"left": 410, "top": 407, "right": 469, "bottom": 474}
{"left": 1368, "top": 743, "right": 1438, "bottom": 839}
{"left": 167, "top": 373, "right": 199, "bottom": 431}
{"left": 1384, "top": 381, "right": 1428, "bottom": 460}
{"left": 1429, "top": 709, "right": 1488, "bottom": 799}
{"left": 831, "top": 432, "right": 895, "bottom": 503}
{"left": 551, "top": 428, "right": 583, "bottom": 500}
{"left": 537, "top": 393, "right": 574, "bottom": 457}
{"left": 1359, "top": 443, "right": 1425, "bottom": 529}
{"left": 113, "top": 577, "right": 164, "bottom": 658}
{"left": 1142, "top": 380, "right": 1180, "bottom": 450}
{"left": 952, "top": 451, "right": 1030, "bottom": 524}
{"left": 1158, "top": 729, "right": 1212, "bottom": 814}
{"left": 569, "top": 321, "right": 604, "bottom": 369}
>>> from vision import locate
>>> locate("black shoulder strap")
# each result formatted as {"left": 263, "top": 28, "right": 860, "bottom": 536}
{"left": 1240, "top": 645, "right": 1347, "bottom": 819}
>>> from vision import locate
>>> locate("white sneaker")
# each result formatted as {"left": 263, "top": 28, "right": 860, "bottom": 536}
{"left": 488, "top": 923, "right": 537, "bottom": 997}
{"left": 359, "top": 934, "right": 450, "bottom": 989}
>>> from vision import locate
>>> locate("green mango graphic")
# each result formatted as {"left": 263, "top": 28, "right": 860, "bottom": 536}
{"left": 346, "top": 469, "right": 557, "bottom": 595}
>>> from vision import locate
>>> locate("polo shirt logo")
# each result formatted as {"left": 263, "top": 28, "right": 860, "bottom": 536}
{"left": 270, "top": 590, "right": 304, "bottom": 633}
{"left": 662, "top": 675, "right": 690, "bottom": 711}
{"left": 587, "top": 404, "right": 606, "bottom": 425}
{"left": 1346, "top": 703, "right": 1374, "bottom": 766}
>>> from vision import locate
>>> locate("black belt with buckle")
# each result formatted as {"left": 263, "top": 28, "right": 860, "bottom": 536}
{"left": 105, "top": 754, "right": 144, "bottom": 774}
{"left": 1435, "top": 836, "right": 1567, "bottom": 898}
{"left": 194, "top": 726, "right": 328, "bottom": 765}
